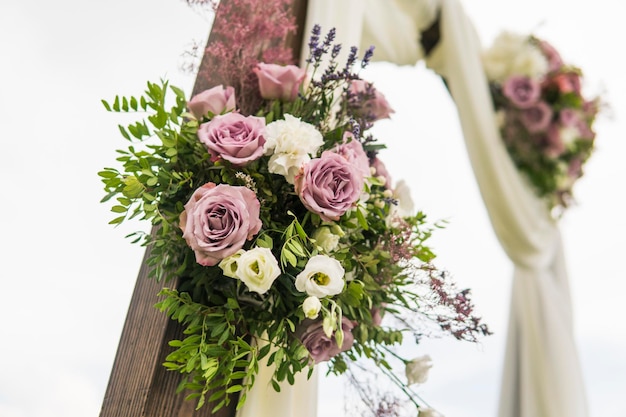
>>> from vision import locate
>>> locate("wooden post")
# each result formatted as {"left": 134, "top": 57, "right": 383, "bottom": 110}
{"left": 99, "top": 1, "right": 308, "bottom": 416}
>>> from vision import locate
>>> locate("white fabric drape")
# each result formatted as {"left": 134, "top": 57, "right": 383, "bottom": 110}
{"left": 425, "top": 2, "right": 588, "bottom": 416}
{"left": 236, "top": 341, "right": 318, "bottom": 417}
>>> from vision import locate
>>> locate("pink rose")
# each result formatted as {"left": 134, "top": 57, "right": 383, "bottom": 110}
{"left": 295, "top": 151, "right": 365, "bottom": 222}
{"left": 187, "top": 85, "right": 236, "bottom": 119}
{"left": 197, "top": 113, "right": 266, "bottom": 166}
{"left": 552, "top": 72, "right": 581, "bottom": 94}
{"left": 300, "top": 317, "right": 356, "bottom": 363}
{"left": 333, "top": 132, "right": 371, "bottom": 178}
{"left": 502, "top": 75, "right": 541, "bottom": 108}
{"left": 179, "top": 183, "right": 262, "bottom": 266}
{"left": 350, "top": 79, "right": 395, "bottom": 121}
{"left": 253, "top": 63, "right": 306, "bottom": 102}
{"left": 520, "top": 101, "right": 553, "bottom": 133}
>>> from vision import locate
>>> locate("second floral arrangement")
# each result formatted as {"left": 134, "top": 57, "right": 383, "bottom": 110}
{"left": 483, "top": 31, "right": 600, "bottom": 212}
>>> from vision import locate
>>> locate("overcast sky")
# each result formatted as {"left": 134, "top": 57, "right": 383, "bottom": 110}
{"left": 0, "top": 1, "right": 624, "bottom": 417}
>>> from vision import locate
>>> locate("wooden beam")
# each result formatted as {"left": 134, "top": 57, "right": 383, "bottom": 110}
{"left": 99, "top": 1, "right": 308, "bottom": 416}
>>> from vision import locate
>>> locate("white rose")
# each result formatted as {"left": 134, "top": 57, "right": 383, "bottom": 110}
{"left": 405, "top": 354, "right": 433, "bottom": 385}
{"left": 295, "top": 255, "right": 345, "bottom": 297}
{"left": 419, "top": 408, "right": 444, "bottom": 417}
{"left": 235, "top": 247, "right": 281, "bottom": 295}
{"left": 313, "top": 226, "right": 341, "bottom": 253}
{"left": 302, "top": 296, "right": 322, "bottom": 319}
{"left": 218, "top": 249, "right": 245, "bottom": 278}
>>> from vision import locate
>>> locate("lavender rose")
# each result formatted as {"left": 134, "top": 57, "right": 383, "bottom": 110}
{"left": 295, "top": 151, "right": 365, "bottom": 221}
{"left": 300, "top": 317, "right": 355, "bottom": 363}
{"left": 333, "top": 132, "right": 371, "bottom": 178}
{"left": 187, "top": 85, "right": 236, "bottom": 119}
{"left": 502, "top": 75, "right": 541, "bottom": 108}
{"left": 197, "top": 113, "right": 266, "bottom": 166}
{"left": 350, "top": 79, "right": 395, "bottom": 121}
{"left": 520, "top": 101, "right": 553, "bottom": 133}
{"left": 180, "top": 183, "right": 262, "bottom": 266}
{"left": 254, "top": 63, "right": 306, "bottom": 102}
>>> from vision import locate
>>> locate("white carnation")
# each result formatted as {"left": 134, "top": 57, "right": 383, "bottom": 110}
{"left": 295, "top": 255, "right": 345, "bottom": 297}
{"left": 264, "top": 114, "right": 323, "bottom": 183}
{"left": 265, "top": 113, "right": 322, "bottom": 155}
{"left": 267, "top": 152, "right": 311, "bottom": 184}
{"left": 235, "top": 247, "right": 281, "bottom": 295}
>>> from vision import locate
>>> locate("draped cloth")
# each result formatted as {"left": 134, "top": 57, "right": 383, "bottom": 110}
{"left": 239, "top": 1, "right": 588, "bottom": 416}
{"left": 424, "top": 2, "right": 588, "bottom": 416}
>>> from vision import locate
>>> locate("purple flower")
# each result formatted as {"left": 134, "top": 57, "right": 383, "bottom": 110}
{"left": 253, "top": 63, "right": 306, "bottom": 102}
{"left": 502, "top": 75, "right": 541, "bottom": 108}
{"left": 295, "top": 151, "right": 365, "bottom": 221}
{"left": 333, "top": 132, "right": 371, "bottom": 178}
{"left": 300, "top": 317, "right": 356, "bottom": 363}
{"left": 520, "top": 101, "right": 553, "bottom": 133}
{"left": 197, "top": 113, "right": 266, "bottom": 166}
{"left": 187, "top": 85, "right": 236, "bottom": 119}
{"left": 179, "top": 183, "right": 262, "bottom": 266}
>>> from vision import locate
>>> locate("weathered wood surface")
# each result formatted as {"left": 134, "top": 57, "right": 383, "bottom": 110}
{"left": 99, "top": 1, "right": 308, "bottom": 416}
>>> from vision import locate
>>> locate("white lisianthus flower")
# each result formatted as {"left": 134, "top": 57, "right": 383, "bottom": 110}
{"left": 264, "top": 114, "right": 324, "bottom": 183}
{"left": 302, "top": 296, "right": 322, "bottom": 319}
{"left": 419, "top": 408, "right": 444, "bottom": 417}
{"left": 483, "top": 31, "right": 548, "bottom": 82}
{"left": 313, "top": 226, "right": 341, "bottom": 253}
{"left": 295, "top": 255, "right": 345, "bottom": 297}
{"left": 218, "top": 249, "right": 245, "bottom": 278}
{"left": 393, "top": 179, "right": 415, "bottom": 217}
{"left": 235, "top": 247, "right": 281, "bottom": 295}
{"left": 405, "top": 355, "right": 433, "bottom": 385}
{"left": 322, "top": 313, "right": 337, "bottom": 337}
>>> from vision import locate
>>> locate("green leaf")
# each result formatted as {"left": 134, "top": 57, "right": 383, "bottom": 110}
{"left": 101, "top": 99, "right": 112, "bottom": 111}
{"left": 225, "top": 385, "right": 243, "bottom": 394}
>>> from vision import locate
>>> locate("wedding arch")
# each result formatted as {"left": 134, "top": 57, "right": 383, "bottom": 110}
{"left": 99, "top": 1, "right": 588, "bottom": 416}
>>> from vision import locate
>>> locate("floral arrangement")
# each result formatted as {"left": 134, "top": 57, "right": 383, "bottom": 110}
{"left": 482, "top": 31, "right": 600, "bottom": 212}
{"left": 100, "top": 19, "right": 489, "bottom": 416}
